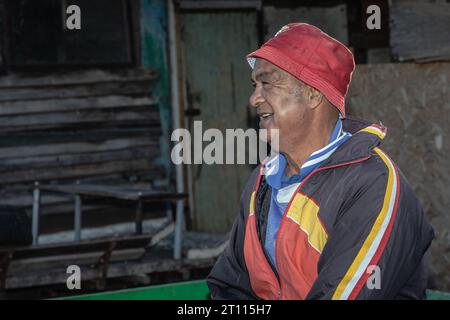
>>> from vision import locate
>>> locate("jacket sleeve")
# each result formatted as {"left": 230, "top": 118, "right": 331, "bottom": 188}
{"left": 206, "top": 172, "right": 259, "bottom": 300}
{"left": 306, "top": 161, "right": 434, "bottom": 300}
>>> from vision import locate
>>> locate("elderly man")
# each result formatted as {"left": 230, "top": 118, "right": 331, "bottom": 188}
{"left": 206, "top": 23, "right": 434, "bottom": 300}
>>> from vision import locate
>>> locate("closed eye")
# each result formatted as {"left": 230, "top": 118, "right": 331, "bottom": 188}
{"left": 251, "top": 80, "right": 271, "bottom": 88}
{"left": 262, "top": 81, "right": 272, "bottom": 88}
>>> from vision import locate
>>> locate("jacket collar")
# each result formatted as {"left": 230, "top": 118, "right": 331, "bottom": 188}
{"left": 319, "top": 117, "right": 387, "bottom": 167}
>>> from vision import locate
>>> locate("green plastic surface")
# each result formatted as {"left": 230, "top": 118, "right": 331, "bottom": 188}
{"left": 59, "top": 280, "right": 450, "bottom": 300}
{"left": 61, "top": 280, "right": 211, "bottom": 300}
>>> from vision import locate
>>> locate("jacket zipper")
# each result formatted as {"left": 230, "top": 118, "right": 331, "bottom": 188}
{"left": 256, "top": 156, "right": 371, "bottom": 299}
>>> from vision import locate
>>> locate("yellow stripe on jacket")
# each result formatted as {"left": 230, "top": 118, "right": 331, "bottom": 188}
{"left": 286, "top": 193, "right": 328, "bottom": 254}
{"left": 332, "top": 147, "right": 398, "bottom": 300}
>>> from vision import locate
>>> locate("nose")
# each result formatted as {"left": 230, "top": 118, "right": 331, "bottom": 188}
{"left": 249, "top": 84, "right": 265, "bottom": 109}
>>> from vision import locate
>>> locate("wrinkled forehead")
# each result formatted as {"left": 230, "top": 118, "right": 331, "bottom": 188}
{"left": 250, "top": 58, "right": 295, "bottom": 83}
{"left": 251, "top": 58, "right": 282, "bottom": 79}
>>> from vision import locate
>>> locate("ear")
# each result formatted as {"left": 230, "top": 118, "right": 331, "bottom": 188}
{"left": 304, "top": 86, "right": 323, "bottom": 110}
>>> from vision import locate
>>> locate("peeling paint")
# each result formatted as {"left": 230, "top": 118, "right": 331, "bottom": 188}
{"left": 140, "top": 0, "right": 171, "bottom": 179}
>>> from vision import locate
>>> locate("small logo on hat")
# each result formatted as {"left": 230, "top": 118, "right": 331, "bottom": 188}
{"left": 275, "top": 25, "right": 290, "bottom": 37}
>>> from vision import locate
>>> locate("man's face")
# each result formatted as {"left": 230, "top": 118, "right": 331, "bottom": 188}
{"left": 250, "top": 58, "right": 309, "bottom": 153}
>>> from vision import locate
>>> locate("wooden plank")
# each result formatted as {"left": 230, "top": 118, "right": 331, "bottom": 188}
{"left": 0, "top": 127, "right": 161, "bottom": 148}
{"left": 0, "top": 146, "right": 158, "bottom": 168}
{"left": 43, "top": 169, "right": 165, "bottom": 185}
{"left": 0, "top": 95, "right": 156, "bottom": 116}
{"left": 0, "top": 187, "right": 126, "bottom": 214}
{"left": 0, "top": 68, "right": 157, "bottom": 89}
{"left": 1, "top": 234, "right": 153, "bottom": 260}
{"left": 0, "top": 108, "right": 159, "bottom": 130}
{"left": 0, "top": 193, "right": 71, "bottom": 209}
{"left": 38, "top": 184, "right": 187, "bottom": 202}
{"left": 0, "top": 191, "right": 162, "bottom": 217}
{"left": 0, "top": 147, "right": 158, "bottom": 172}
{"left": 0, "top": 186, "right": 167, "bottom": 213}
{"left": 37, "top": 218, "right": 174, "bottom": 246}
{"left": 1, "top": 121, "right": 159, "bottom": 133}
{"left": 34, "top": 203, "right": 112, "bottom": 217}
{"left": 0, "top": 184, "right": 140, "bottom": 206}
{"left": 8, "top": 248, "right": 146, "bottom": 274}
{"left": 0, "top": 137, "right": 157, "bottom": 159}
{"left": 390, "top": 3, "right": 450, "bottom": 62}
{"left": 0, "top": 81, "right": 154, "bottom": 102}
{"left": 186, "top": 240, "right": 228, "bottom": 260}
{"left": 0, "top": 159, "right": 162, "bottom": 184}
{"left": 37, "top": 217, "right": 173, "bottom": 245}
{"left": 148, "top": 222, "right": 175, "bottom": 247}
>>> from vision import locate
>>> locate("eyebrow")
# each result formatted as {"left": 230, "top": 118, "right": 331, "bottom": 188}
{"left": 251, "top": 70, "right": 277, "bottom": 82}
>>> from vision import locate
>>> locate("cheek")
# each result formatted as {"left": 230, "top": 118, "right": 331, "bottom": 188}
{"left": 274, "top": 98, "right": 305, "bottom": 129}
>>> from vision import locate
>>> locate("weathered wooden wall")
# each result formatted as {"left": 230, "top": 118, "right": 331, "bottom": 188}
{"left": 263, "top": 4, "right": 348, "bottom": 44}
{"left": 390, "top": 2, "right": 450, "bottom": 62}
{"left": 181, "top": 11, "right": 258, "bottom": 233}
{"left": 347, "top": 62, "right": 450, "bottom": 291}
{"left": 0, "top": 68, "right": 164, "bottom": 231}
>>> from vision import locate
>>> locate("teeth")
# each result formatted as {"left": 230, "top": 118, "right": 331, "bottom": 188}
{"left": 260, "top": 113, "right": 272, "bottom": 119}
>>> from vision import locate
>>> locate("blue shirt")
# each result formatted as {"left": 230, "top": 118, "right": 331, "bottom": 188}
{"left": 264, "top": 119, "right": 351, "bottom": 269}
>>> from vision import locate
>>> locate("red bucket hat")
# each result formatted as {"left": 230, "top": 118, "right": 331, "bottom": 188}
{"left": 247, "top": 23, "right": 355, "bottom": 117}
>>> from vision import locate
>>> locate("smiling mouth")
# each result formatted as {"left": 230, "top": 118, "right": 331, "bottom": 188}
{"left": 259, "top": 113, "right": 273, "bottom": 120}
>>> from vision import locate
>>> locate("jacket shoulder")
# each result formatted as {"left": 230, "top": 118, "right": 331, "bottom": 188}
{"left": 353, "top": 147, "right": 398, "bottom": 184}
{"left": 345, "top": 147, "right": 426, "bottom": 222}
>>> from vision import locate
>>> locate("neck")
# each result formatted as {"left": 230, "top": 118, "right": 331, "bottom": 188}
{"left": 283, "top": 117, "right": 337, "bottom": 177}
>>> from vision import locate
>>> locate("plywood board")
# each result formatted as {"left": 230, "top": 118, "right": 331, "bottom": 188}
{"left": 347, "top": 62, "right": 450, "bottom": 291}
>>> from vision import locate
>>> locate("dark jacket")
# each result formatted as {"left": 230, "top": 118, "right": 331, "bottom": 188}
{"left": 207, "top": 118, "right": 434, "bottom": 300}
